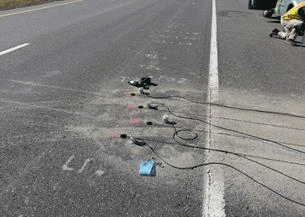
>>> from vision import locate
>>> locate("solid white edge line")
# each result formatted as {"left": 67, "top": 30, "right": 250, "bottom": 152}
{"left": 0, "top": 0, "right": 84, "bottom": 18}
{"left": 203, "top": 0, "right": 225, "bottom": 216}
{"left": 0, "top": 43, "right": 30, "bottom": 56}
{"left": 208, "top": 0, "right": 219, "bottom": 102}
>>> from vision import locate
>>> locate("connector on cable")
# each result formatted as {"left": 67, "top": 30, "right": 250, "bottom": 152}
{"left": 163, "top": 114, "right": 176, "bottom": 125}
{"left": 139, "top": 87, "right": 149, "bottom": 96}
{"left": 129, "top": 135, "right": 146, "bottom": 146}
{"left": 147, "top": 102, "right": 158, "bottom": 110}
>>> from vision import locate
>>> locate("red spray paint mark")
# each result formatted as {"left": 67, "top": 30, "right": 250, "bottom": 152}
{"left": 128, "top": 104, "right": 137, "bottom": 109}
{"left": 129, "top": 118, "right": 141, "bottom": 124}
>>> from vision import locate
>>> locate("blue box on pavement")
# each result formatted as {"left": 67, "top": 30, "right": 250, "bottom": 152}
{"left": 139, "top": 160, "right": 156, "bottom": 176}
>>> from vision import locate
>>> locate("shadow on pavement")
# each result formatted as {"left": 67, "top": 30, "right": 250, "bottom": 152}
{"left": 267, "top": 20, "right": 281, "bottom": 23}
{"left": 269, "top": 36, "right": 305, "bottom": 47}
{"left": 292, "top": 42, "right": 305, "bottom": 47}
{"left": 268, "top": 16, "right": 281, "bottom": 20}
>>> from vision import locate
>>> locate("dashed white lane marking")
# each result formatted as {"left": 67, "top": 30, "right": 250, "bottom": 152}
{"left": 0, "top": 0, "right": 84, "bottom": 18}
{"left": 203, "top": 0, "right": 225, "bottom": 216}
{"left": 208, "top": 0, "right": 219, "bottom": 103}
{"left": 0, "top": 43, "right": 29, "bottom": 56}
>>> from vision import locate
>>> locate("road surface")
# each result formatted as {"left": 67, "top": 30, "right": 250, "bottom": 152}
{"left": 1, "top": 0, "right": 305, "bottom": 216}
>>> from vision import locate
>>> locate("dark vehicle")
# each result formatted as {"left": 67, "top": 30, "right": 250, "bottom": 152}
{"left": 248, "top": 0, "right": 289, "bottom": 18}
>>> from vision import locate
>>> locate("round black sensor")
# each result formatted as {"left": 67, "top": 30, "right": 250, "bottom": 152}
{"left": 120, "top": 134, "right": 127, "bottom": 139}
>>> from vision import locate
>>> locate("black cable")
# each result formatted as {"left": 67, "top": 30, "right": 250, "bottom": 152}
{"left": 141, "top": 101, "right": 305, "bottom": 170}
{"left": 144, "top": 122, "right": 305, "bottom": 204}
{"left": 155, "top": 102, "right": 305, "bottom": 156}
{"left": 142, "top": 101, "right": 305, "bottom": 168}
{"left": 140, "top": 137, "right": 305, "bottom": 167}
{"left": 175, "top": 113, "right": 305, "bottom": 155}
{"left": 129, "top": 93, "right": 305, "bottom": 206}
{"left": 161, "top": 102, "right": 305, "bottom": 185}
{"left": 168, "top": 125, "right": 305, "bottom": 185}
{"left": 146, "top": 143, "right": 305, "bottom": 207}
{"left": 146, "top": 102, "right": 305, "bottom": 206}
{"left": 145, "top": 94, "right": 305, "bottom": 119}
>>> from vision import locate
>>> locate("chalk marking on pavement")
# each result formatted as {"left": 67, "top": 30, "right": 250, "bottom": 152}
{"left": 62, "top": 154, "right": 75, "bottom": 171}
{"left": 78, "top": 158, "right": 93, "bottom": 173}
{"left": 95, "top": 169, "right": 105, "bottom": 176}
{"left": 0, "top": 43, "right": 29, "bottom": 56}
{"left": 203, "top": 0, "right": 225, "bottom": 216}
{"left": 0, "top": 0, "right": 84, "bottom": 18}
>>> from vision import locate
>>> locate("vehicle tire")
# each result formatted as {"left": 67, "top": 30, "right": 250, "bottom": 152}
{"left": 263, "top": 9, "right": 274, "bottom": 18}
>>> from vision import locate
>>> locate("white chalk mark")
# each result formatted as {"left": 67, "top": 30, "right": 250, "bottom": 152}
{"left": 145, "top": 53, "right": 157, "bottom": 59}
{"left": 177, "top": 78, "right": 190, "bottom": 84}
{"left": 62, "top": 155, "right": 75, "bottom": 171}
{"left": 184, "top": 36, "right": 197, "bottom": 40}
{"left": 167, "top": 77, "right": 176, "bottom": 82}
{"left": 120, "top": 76, "right": 126, "bottom": 82}
{"left": 95, "top": 169, "right": 105, "bottom": 176}
{"left": 0, "top": 43, "right": 29, "bottom": 56}
{"left": 24, "top": 196, "right": 30, "bottom": 205}
{"left": 139, "top": 64, "right": 160, "bottom": 71}
{"left": 78, "top": 158, "right": 93, "bottom": 173}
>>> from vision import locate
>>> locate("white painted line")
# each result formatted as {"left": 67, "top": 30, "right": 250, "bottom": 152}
{"left": 0, "top": 43, "right": 29, "bottom": 56}
{"left": 208, "top": 0, "right": 219, "bottom": 103}
{"left": 0, "top": 0, "right": 84, "bottom": 18}
{"left": 203, "top": 0, "right": 225, "bottom": 216}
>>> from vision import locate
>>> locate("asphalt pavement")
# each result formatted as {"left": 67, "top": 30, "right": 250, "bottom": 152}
{"left": 1, "top": 0, "right": 305, "bottom": 216}
{"left": 1, "top": 0, "right": 210, "bottom": 216}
